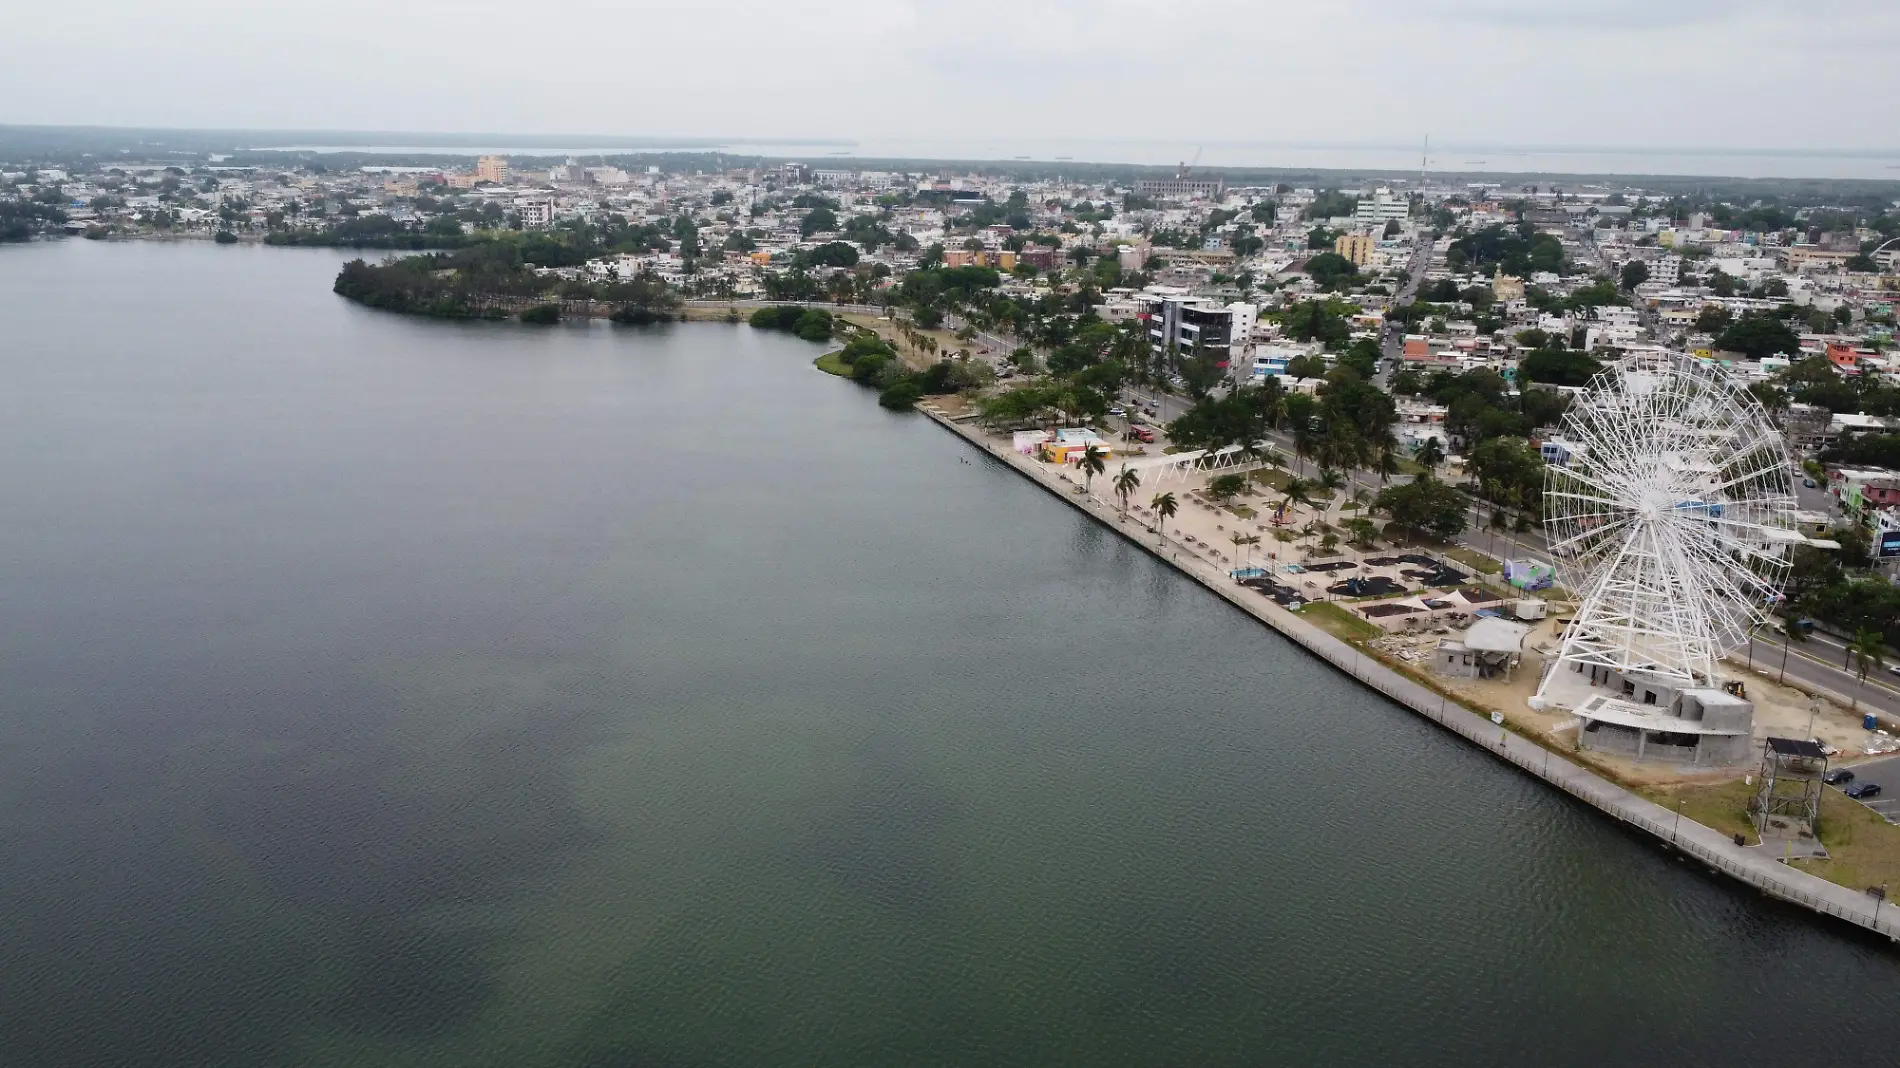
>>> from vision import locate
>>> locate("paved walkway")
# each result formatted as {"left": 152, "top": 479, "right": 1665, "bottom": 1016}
{"left": 924, "top": 408, "right": 1900, "bottom": 943}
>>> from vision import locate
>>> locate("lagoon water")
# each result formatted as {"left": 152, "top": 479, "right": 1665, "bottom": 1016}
{"left": 3, "top": 239, "right": 1899, "bottom": 1067}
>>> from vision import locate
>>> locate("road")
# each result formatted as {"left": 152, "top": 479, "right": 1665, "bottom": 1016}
{"left": 1381, "top": 238, "right": 1435, "bottom": 378}
{"left": 1742, "top": 626, "right": 1900, "bottom": 717}
{"left": 1835, "top": 753, "right": 1900, "bottom": 822}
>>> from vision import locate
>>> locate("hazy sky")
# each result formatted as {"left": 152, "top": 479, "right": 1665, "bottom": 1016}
{"left": 8, "top": 0, "right": 1897, "bottom": 150}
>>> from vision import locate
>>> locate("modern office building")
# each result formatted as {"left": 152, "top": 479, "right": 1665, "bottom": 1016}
{"left": 1137, "top": 292, "right": 1257, "bottom": 373}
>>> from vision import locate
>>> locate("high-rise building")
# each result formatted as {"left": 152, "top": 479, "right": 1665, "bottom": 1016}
{"left": 1334, "top": 232, "right": 1377, "bottom": 266}
{"left": 1354, "top": 188, "right": 1411, "bottom": 223}
{"left": 475, "top": 155, "right": 509, "bottom": 184}
{"left": 1137, "top": 293, "right": 1258, "bottom": 374}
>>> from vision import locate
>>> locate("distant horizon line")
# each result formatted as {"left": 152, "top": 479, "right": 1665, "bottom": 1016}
{"left": 4, "top": 123, "right": 1897, "bottom": 160}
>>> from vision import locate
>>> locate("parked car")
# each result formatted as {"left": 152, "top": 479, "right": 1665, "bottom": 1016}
{"left": 1824, "top": 769, "right": 1855, "bottom": 786}
{"left": 1846, "top": 782, "right": 1882, "bottom": 800}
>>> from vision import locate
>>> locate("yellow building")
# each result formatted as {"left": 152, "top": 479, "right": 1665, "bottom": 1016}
{"left": 1491, "top": 274, "right": 1525, "bottom": 301}
{"left": 1333, "top": 232, "right": 1376, "bottom": 266}
{"left": 475, "top": 155, "right": 509, "bottom": 184}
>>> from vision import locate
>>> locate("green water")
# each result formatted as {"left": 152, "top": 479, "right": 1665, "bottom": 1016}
{"left": 0, "top": 239, "right": 1896, "bottom": 1067}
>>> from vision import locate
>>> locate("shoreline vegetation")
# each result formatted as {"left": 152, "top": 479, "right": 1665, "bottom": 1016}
{"left": 331, "top": 248, "right": 679, "bottom": 324}
{"left": 748, "top": 307, "right": 992, "bottom": 409}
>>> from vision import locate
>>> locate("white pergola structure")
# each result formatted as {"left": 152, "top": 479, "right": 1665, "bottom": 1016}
{"left": 1533, "top": 354, "right": 1805, "bottom": 707}
{"left": 1119, "top": 442, "right": 1258, "bottom": 486}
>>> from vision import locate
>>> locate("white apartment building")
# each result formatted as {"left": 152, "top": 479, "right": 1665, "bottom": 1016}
{"left": 1355, "top": 188, "right": 1411, "bottom": 224}
{"left": 516, "top": 197, "right": 556, "bottom": 228}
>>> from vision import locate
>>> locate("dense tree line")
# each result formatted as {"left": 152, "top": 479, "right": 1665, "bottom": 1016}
{"left": 332, "top": 243, "right": 678, "bottom": 321}
{"left": 749, "top": 305, "right": 836, "bottom": 342}
{"left": 1821, "top": 433, "right": 1900, "bottom": 470}
{"left": 1777, "top": 356, "right": 1900, "bottom": 416}
{"left": 0, "top": 200, "right": 67, "bottom": 242}
{"left": 1446, "top": 223, "right": 1566, "bottom": 277}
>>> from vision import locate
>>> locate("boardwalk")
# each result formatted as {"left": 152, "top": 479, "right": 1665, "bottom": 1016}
{"left": 921, "top": 406, "right": 1900, "bottom": 943}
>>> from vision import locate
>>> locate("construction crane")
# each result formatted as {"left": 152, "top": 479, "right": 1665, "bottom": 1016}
{"left": 1176, "top": 146, "right": 1203, "bottom": 180}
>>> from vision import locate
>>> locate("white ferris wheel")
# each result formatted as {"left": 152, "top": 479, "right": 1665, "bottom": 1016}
{"left": 1534, "top": 354, "right": 1804, "bottom": 705}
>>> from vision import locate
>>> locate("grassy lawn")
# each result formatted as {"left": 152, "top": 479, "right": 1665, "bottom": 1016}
{"left": 813, "top": 352, "right": 852, "bottom": 377}
{"left": 1298, "top": 601, "right": 1382, "bottom": 643}
{"left": 1396, "top": 457, "right": 1428, "bottom": 476}
{"left": 1230, "top": 505, "right": 1257, "bottom": 519}
{"left": 1792, "top": 791, "right": 1900, "bottom": 892}
{"left": 1640, "top": 779, "right": 1761, "bottom": 845}
{"left": 1443, "top": 546, "right": 1502, "bottom": 575}
{"left": 1250, "top": 468, "right": 1291, "bottom": 491}
{"left": 1641, "top": 778, "right": 1900, "bottom": 893}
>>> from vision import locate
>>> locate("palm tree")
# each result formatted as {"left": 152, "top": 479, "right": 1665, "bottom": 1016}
{"left": 1376, "top": 446, "right": 1402, "bottom": 485}
{"left": 1079, "top": 445, "right": 1108, "bottom": 497}
{"left": 1318, "top": 467, "right": 1346, "bottom": 503}
{"left": 1240, "top": 533, "right": 1261, "bottom": 565}
{"left": 1151, "top": 492, "right": 1179, "bottom": 544}
{"left": 1847, "top": 627, "right": 1887, "bottom": 711}
{"left": 1415, "top": 437, "right": 1446, "bottom": 475}
{"left": 1113, "top": 465, "right": 1141, "bottom": 518}
{"left": 1778, "top": 615, "right": 1808, "bottom": 684}
{"left": 1279, "top": 477, "right": 1315, "bottom": 523}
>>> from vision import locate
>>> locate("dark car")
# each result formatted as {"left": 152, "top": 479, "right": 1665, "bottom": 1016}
{"left": 1824, "top": 769, "right": 1855, "bottom": 786}
{"left": 1845, "top": 782, "right": 1882, "bottom": 800}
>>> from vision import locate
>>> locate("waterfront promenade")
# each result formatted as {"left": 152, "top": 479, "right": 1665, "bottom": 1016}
{"left": 921, "top": 406, "right": 1900, "bottom": 944}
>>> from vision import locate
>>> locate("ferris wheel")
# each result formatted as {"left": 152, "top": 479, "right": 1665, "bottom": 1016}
{"left": 1535, "top": 354, "right": 1802, "bottom": 702}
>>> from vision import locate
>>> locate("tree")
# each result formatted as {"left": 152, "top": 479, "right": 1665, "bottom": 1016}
{"left": 1374, "top": 476, "right": 1467, "bottom": 541}
{"left": 1620, "top": 260, "right": 1650, "bottom": 290}
{"left": 1343, "top": 516, "right": 1379, "bottom": 548}
{"left": 1519, "top": 346, "right": 1603, "bottom": 387}
{"left": 1376, "top": 444, "right": 1402, "bottom": 484}
{"left": 1079, "top": 445, "right": 1108, "bottom": 496}
{"left": 1304, "top": 252, "right": 1358, "bottom": 288}
{"left": 1278, "top": 477, "right": 1315, "bottom": 523}
{"left": 1414, "top": 437, "right": 1445, "bottom": 473}
{"left": 1694, "top": 304, "right": 1732, "bottom": 334}
{"left": 1151, "top": 492, "right": 1179, "bottom": 544}
{"left": 1847, "top": 627, "right": 1887, "bottom": 711}
{"left": 1113, "top": 465, "right": 1142, "bottom": 518}
{"left": 1717, "top": 313, "right": 1800, "bottom": 359}
{"left": 1777, "top": 615, "right": 1809, "bottom": 684}
{"left": 1207, "top": 472, "right": 1248, "bottom": 504}
{"left": 800, "top": 207, "right": 838, "bottom": 236}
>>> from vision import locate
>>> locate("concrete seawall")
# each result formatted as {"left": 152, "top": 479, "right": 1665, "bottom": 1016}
{"left": 921, "top": 408, "right": 1900, "bottom": 944}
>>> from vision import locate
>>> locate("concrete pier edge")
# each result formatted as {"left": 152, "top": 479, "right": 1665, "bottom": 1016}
{"left": 922, "top": 407, "right": 1900, "bottom": 944}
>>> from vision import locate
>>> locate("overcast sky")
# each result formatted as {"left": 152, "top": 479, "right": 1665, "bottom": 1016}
{"left": 8, "top": 0, "right": 1897, "bottom": 152}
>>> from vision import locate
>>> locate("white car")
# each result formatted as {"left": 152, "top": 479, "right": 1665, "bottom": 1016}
{"left": 1108, "top": 406, "right": 1126, "bottom": 417}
